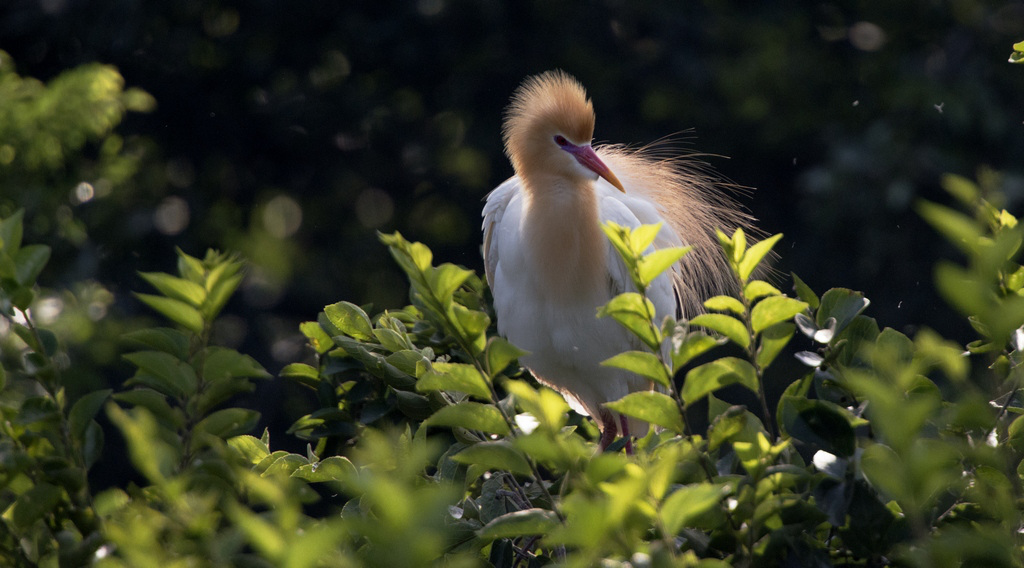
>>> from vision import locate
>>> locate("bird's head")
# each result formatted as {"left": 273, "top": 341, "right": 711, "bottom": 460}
{"left": 503, "top": 70, "right": 625, "bottom": 192}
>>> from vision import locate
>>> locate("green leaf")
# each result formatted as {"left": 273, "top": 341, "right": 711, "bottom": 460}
{"left": 291, "top": 456, "right": 357, "bottom": 483}
{"left": 744, "top": 280, "right": 782, "bottom": 302}
{"left": 505, "top": 380, "right": 570, "bottom": 433}
{"left": 598, "top": 292, "right": 661, "bottom": 350}
{"left": 751, "top": 296, "right": 808, "bottom": 334}
{"left": 194, "top": 408, "right": 261, "bottom": 441}
{"left": 738, "top": 233, "right": 782, "bottom": 281}
{"left": 451, "top": 303, "right": 490, "bottom": 348}
{"left": 423, "top": 402, "right": 511, "bottom": 436}
{"left": 477, "top": 508, "right": 560, "bottom": 540}
{"left": 605, "top": 391, "right": 685, "bottom": 434}
{"left": 778, "top": 397, "right": 856, "bottom": 457}
{"left": 134, "top": 293, "right": 205, "bottom": 334}
{"left": 427, "top": 263, "right": 474, "bottom": 309}
{"left": 69, "top": 389, "right": 112, "bottom": 443}
{"left": 452, "top": 441, "right": 532, "bottom": 476}
{"left": 228, "top": 434, "right": 271, "bottom": 464}
{"left": 300, "top": 320, "right": 334, "bottom": 354}
{"left": 790, "top": 272, "right": 819, "bottom": 309}
{"left": 14, "top": 244, "right": 50, "bottom": 286}
{"left": 106, "top": 404, "right": 179, "bottom": 484}
{"left": 757, "top": 322, "right": 795, "bottom": 368}
{"left": 202, "top": 346, "right": 271, "bottom": 382}
{"left": 941, "top": 174, "right": 980, "bottom": 207}
{"left": 859, "top": 443, "right": 907, "bottom": 502}
{"left": 3, "top": 482, "right": 62, "bottom": 530}
{"left": 486, "top": 336, "right": 527, "bottom": 377}
{"left": 704, "top": 295, "right": 745, "bottom": 315}
{"left": 917, "top": 200, "right": 984, "bottom": 255}
{"left": 816, "top": 288, "right": 870, "bottom": 334}
{"left": 630, "top": 223, "right": 663, "bottom": 253}
{"left": 682, "top": 357, "right": 759, "bottom": 405}
{"left": 323, "top": 301, "right": 374, "bottom": 341}
{"left": 121, "top": 327, "right": 190, "bottom": 359}
{"left": 138, "top": 271, "right": 207, "bottom": 306}
{"left": 281, "top": 362, "right": 320, "bottom": 389}
{"left": 601, "top": 350, "right": 672, "bottom": 387}
{"left": 638, "top": 246, "right": 690, "bottom": 287}
{"left": 0, "top": 209, "right": 24, "bottom": 254}
{"left": 123, "top": 350, "right": 199, "bottom": 398}
{"left": 417, "top": 362, "right": 492, "bottom": 400}
{"left": 690, "top": 313, "right": 749, "bottom": 348}
{"left": 671, "top": 332, "right": 721, "bottom": 372}
{"left": 660, "top": 483, "right": 730, "bottom": 535}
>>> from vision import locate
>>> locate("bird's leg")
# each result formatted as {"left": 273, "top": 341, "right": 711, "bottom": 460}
{"left": 597, "top": 408, "right": 618, "bottom": 451}
{"left": 619, "top": 414, "right": 634, "bottom": 455}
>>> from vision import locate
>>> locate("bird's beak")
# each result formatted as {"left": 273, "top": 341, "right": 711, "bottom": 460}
{"left": 566, "top": 144, "right": 626, "bottom": 192}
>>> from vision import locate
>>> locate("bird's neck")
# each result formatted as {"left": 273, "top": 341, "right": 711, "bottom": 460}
{"left": 521, "top": 175, "right": 607, "bottom": 300}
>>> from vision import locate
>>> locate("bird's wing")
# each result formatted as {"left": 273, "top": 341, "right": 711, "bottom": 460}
{"left": 481, "top": 176, "right": 522, "bottom": 289}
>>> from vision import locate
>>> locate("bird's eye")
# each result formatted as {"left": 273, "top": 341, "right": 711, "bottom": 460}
{"left": 553, "top": 135, "right": 569, "bottom": 147}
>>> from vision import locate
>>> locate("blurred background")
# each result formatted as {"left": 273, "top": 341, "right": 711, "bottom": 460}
{"left": 2, "top": 0, "right": 1024, "bottom": 437}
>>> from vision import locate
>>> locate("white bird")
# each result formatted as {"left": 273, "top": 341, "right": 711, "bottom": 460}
{"left": 482, "top": 70, "right": 754, "bottom": 449}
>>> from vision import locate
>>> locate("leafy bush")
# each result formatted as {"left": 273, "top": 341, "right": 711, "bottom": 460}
{"left": 3, "top": 168, "right": 1024, "bottom": 566}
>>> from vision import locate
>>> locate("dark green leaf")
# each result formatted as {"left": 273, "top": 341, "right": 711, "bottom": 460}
{"left": 14, "top": 244, "right": 50, "bottom": 286}
{"left": 194, "top": 408, "right": 261, "bottom": 441}
{"left": 486, "top": 336, "right": 527, "bottom": 378}
{"left": 791, "top": 272, "right": 820, "bottom": 309}
{"left": 121, "top": 327, "right": 190, "bottom": 359}
{"left": 123, "top": 350, "right": 199, "bottom": 398}
{"left": 817, "top": 288, "right": 870, "bottom": 334}
{"left": 0, "top": 209, "right": 24, "bottom": 254}
{"left": 69, "top": 389, "right": 112, "bottom": 442}
{"left": 661, "top": 483, "right": 730, "bottom": 535}
{"left": 201, "top": 346, "right": 271, "bottom": 382}
{"left": 605, "top": 391, "right": 685, "bottom": 434}
{"left": 778, "top": 397, "right": 856, "bottom": 457}
{"left": 757, "top": 322, "right": 795, "bottom": 368}
{"left": 4, "top": 482, "right": 62, "bottom": 529}
{"left": 478, "top": 508, "right": 560, "bottom": 540}
{"left": 682, "top": 357, "right": 759, "bottom": 405}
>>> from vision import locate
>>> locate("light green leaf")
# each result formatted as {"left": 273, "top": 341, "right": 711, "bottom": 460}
{"left": 601, "top": 350, "right": 672, "bottom": 387}
{"left": 228, "top": 434, "right": 271, "bottom": 464}
{"left": 300, "top": 320, "right": 334, "bottom": 354}
{"left": 417, "top": 362, "right": 492, "bottom": 400}
{"left": 638, "top": 246, "right": 690, "bottom": 287}
{"left": 486, "top": 336, "right": 527, "bottom": 377}
{"left": 477, "top": 508, "right": 560, "bottom": 540}
{"left": 690, "top": 313, "right": 749, "bottom": 348}
{"left": 598, "top": 292, "right": 661, "bottom": 350}
{"left": 671, "top": 332, "right": 721, "bottom": 373}
{"left": 451, "top": 303, "right": 490, "bottom": 349}
{"left": 138, "top": 270, "right": 207, "bottom": 307}
{"left": 704, "top": 295, "right": 745, "bottom": 315}
{"left": 452, "top": 441, "right": 532, "bottom": 476}
{"left": 291, "top": 456, "right": 357, "bottom": 483}
{"left": 744, "top": 280, "right": 782, "bottom": 302}
{"left": 427, "top": 263, "right": 474, "bottom": 307}
{"left": 731, "top": 228, "right": 747, "bottom": 264}
{"left": 280, "top": 362, "right": 320, "bottom": 389}
{"left": 661, "top": 483, "right": 730, "bottom": 535}
{"left": 121, "top": 327, "right": 190, "bottom": 359}
{"left": 606, "top": 391, "right": 685, "bottom": 434}
{"left": 134, "top": 293, "right": 205, "bottom": 334}
{"left": 941, "top": 174, "right": 980, "bottom": 207}
{"left": 738, "top": 233, "right": 782, "bottom": 282}
{"left": 751, "top": 296, "right": 808, "bottom": 334}
{"left": 918, "top": 200, "right": 983, "bottom": 255}
{"left": 630, "top": 223, "right": 663, "bottom": 253}
{"left": 504, "top": 380, "right": 570, "bottom": 432}
{"left": 194, "top": 408, "right": 261, "bottom": 441}
{"left": 682, "top": 357, "right": 759, "bottom": 405}
{"left": 423, "top": 402, "right": 511, "bottom": 436}
{"left": 323, "top": 301, "right": 374, "bottom": 341}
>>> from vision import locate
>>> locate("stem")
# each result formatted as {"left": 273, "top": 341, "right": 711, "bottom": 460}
{"left": 738, "top": 292, "right": 777, "bottom": 441}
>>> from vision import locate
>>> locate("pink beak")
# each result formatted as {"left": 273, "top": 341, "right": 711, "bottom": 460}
{"left": 563, "top": 143, "right": 625, "bottom": 192}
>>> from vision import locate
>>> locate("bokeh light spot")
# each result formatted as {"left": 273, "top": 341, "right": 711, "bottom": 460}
{"left": 355, "top": 188, "right": 394, "bottom": 229}
{"left": 262, "top": 195, "right": 303, "bottom": 238}
{"left": 154, "top": 196, "right": 191, "bottom": 235}
{"left": 74, "top": 181, "right": 95, "bottom": 204}
{"left": 849, "top": 22, "right": 886, "bottom": 51}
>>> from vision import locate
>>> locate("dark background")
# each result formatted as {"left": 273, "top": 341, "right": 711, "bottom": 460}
{"left": 3, "top": 1, "right": 1024, "bottom": 431}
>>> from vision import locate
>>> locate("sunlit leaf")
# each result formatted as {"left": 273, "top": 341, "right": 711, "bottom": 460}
{"left": 291, "top": 456, "right": 357, "bottom": 483}
{"left": 477, "top": 508, "right": 560, "bottom": 540}
{"left": 606, "top": 391, "right": 685, "bottom": 434}
{"left": 452, "top": 441, "right": 532, "bottom": 476}
{"left": 751, "top": 296, "right": 808, "bottom": 334}
{"left": 671, "top": 331, "right": 721, "bottom": 373}
{"left": 3, "top": 482, "right": 62, "bottom": 529}
{"left": 704, "top": 295, "right": 745, "bottom": 315}
{"left": 598, "top": 292, "right": 661, "bottom": 350}
{"left": 660, "top": 483, "right": 730, "bottom": 535}
{"left": 423, "top": 402, "right": 511, "bottom": 435}
{"left": 323, "top": 301, "right": 374, "bottom": 341}
{"left": 682, "top": 357, "right": 759, "bottom": 404}
{"left": 417, "top": 362, "right": 492, "bottom": 400}
{"left": 757, "top": 322, "right": 795, "bottom": 368}
{"left": 638, "top": 246, "right": 690, "bottom": 287}
{"left": 228, "top": 434, "right": 271, "bottom": 464}
{"left": 601, "top": 350, "right": 671, "bottom": 387}
{"left": 138, "top": 270, "right": 207, "bottom": 307}
{"left": 300, "top": 320, "right": 334, "bottom": 354}
{"left": 690, "top": 313, "right": 749, "bottom": 348}
{"left": 134, "top": 293, "right": 205, "bottom": 334}
{"left": 486, "top": 336, "right": 527, "bottom": 377}
{"left": 744, "top": 279, "right": 782, "bottom": 302}
{"left": 738, "top": 233, "right": 782, "bottom": 281}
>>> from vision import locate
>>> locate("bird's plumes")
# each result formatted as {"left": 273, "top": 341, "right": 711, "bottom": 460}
{"left": 484, "top": 70, "right": 760, "bottom": 449}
